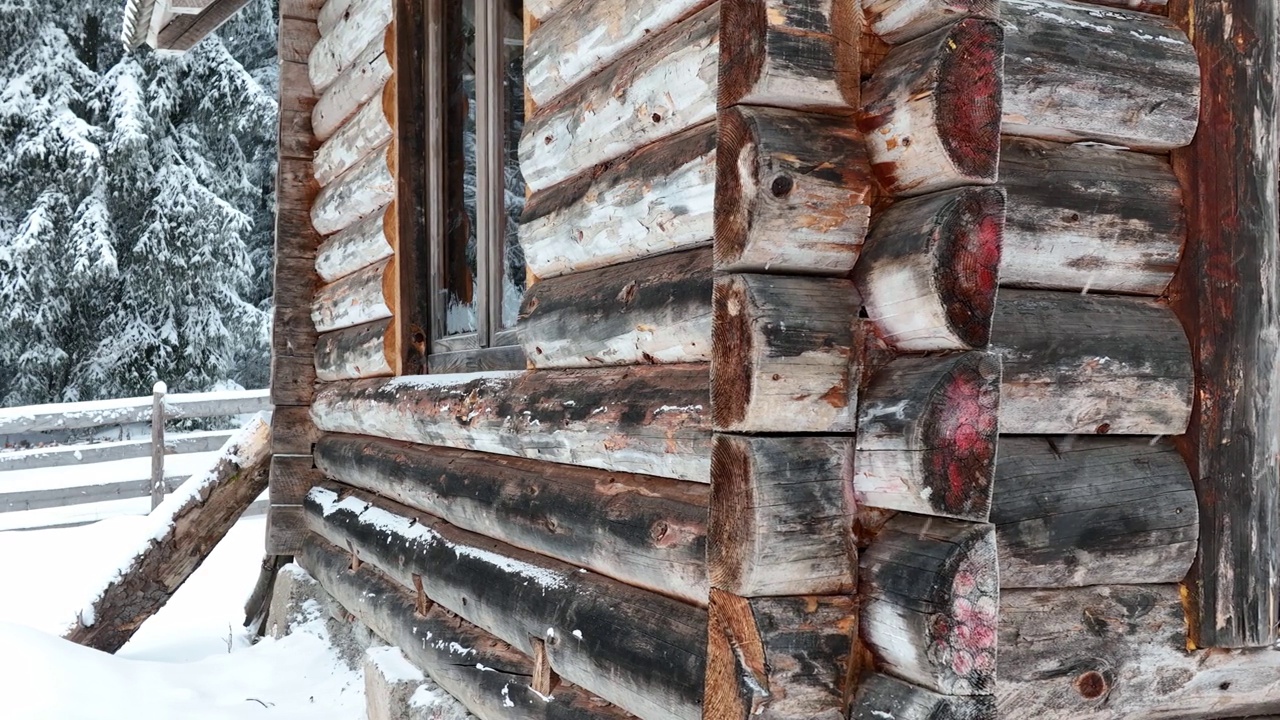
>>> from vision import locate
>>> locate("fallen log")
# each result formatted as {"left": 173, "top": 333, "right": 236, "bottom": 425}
{"left": 314, "top": 202, "right": 395, "bottom": 283}
{"left": 851, "top": 673, "right": 995, "bottom": 720}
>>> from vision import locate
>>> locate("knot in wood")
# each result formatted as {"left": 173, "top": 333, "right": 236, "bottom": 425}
{"left": 1074, "top": 670, "right": 1109, "bottom": 699}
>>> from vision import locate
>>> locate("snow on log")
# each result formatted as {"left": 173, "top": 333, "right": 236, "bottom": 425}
{"left": 708, "top": 435, "right": 855, "bottom": 596}
{"left": 313, "top": 81, "right": 393, "bottom": 187}
{"left": 991, "top": 290, "right": 1193, "bottom": 435}
{"left": 854, "top": 353, "right": 1001, "bottom": 522}
{"left": 313, "top": 433, "right": 709, "bottom": 605}
{"left": 0, "top": 389, "right": 271, "bottom": 434}
{"left": 62, "top": 417, "right": 271, "bottom": 653}
{"left": 518, "top": 3, "right": 719, "bottom": 192}
{"left": 310, "top": 256, "right": 394, "bottom": 333}
{"left": 854, "top": 187, "right": 1004, "bottom": 352}
{"left": 0, "top": 431, "right": 233, "bottom": 472}
{"left": 1000, "top": 0, "right": 1198, "bottom": 150}
{"left": 304, "top": 486, "right": 707, "bottom": 720}
{"left": 316, "top": 0, "right": 353, "bottom": 35}
{"left": 718, "top": 0, "right": 860, "bottom": 112}
{"left": 860, "top": 514, "right": 998, "bottom": 696}
{"left": 518, "top": 248, "right": 713, "bottom": 369}
{"left": 715, "top": 105, "right": 871, "bottom": 275}
{"left": 301, "top": 538, "right": 637, "bottom": 720}
{"left": 314, "top": 202, "right": 395, "bottom": 283}
{"left": 852, "top": 673, "right": 996, "bottom": 720}
{"left": 519, "top": 122, "right": 716, "bottom": 281}
{"left": 314, "top": 317, "right": 394, "bottom": 381}
{"left": 866, "top": 0, "right": 999, "bottom": 43}
{"left": 308, "top": 0, "right": 391, "bottom": 94}
{"left": 858, "top": 19, "right": 1003, "bottom": 197}
{"left": 310, "top": 142, "right": 395, "bottom": 236}
{"left": 309, "top": 365, "right": 712, "bottom": 482}
{"left": 712, "top": 274, "right": 861, "bottom": 433}
{"left": 992, "top": 436, "right": 1197, "bottom": 588}
{"left": 312, "top": 25, "right": 393, "bottom": 141}
{"left": 704, "top": 590, "right": 856, "bottom": 720}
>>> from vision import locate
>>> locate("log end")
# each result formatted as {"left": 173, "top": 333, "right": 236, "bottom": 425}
{"left": 711, "top": 279, "right": 754, "bottom": 430}
{"left": 917, "top": 352, "right": 1001, "bottom": 520}
{"left": 707, "top": 436, "right": 756, "bottom": 593}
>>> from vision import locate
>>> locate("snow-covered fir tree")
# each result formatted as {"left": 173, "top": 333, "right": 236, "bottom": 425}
{"left": 0, "top": 0, "right": 278, "bottom": 405}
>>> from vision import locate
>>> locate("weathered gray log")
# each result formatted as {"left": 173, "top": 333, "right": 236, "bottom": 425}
{"left": 314, "top": 202, "right": 394, "bottom": 282}
{"left": 1000, "top": 0, "right": 1198, "bottom": 150}
{"left": 519, "top": 122, "right": 715, "bottom": 281}
{"left": 316, "top": 0, "right": 353, "bottom": 35}
{"left": 704, "top": 590, "right": 856, "bottom": 720}
{"left": 310, "top": 365, "right": 712, "bottom": 482}
{"left": 865, "top": 0, "right": 999, "bottom": 43}
{"left": 992, "top": 436, "right": 1198, "bottom": 588}
{"left": 0, "top": 389, "right": 271, "bottom": 434}
{"left": 313, "top": 433, "right": 709, "bottom": 605}
{"left": 0, "top": 430, "right": 233, "bottom": 472}
{"left": 855, "top": 353, "right": 1001, "bottom": 522}
{"left": 712, "top": 274, "right": 860, "bottom": 433}
{"left": 519, "top": 248, "right": 713, "bottom": 369}
{"left": 305, "top": 486, "right": 707, "bottom": 720}
{"left": 307, "top": 0, "right": 391, "bottom": 94}
{"left": 852, "top": 673, "right": 996, "bottom": 720}
{"left": 997, "top": 585, "right": 1280, "bottom": 718}
{"left": 991, "top": 290, "right": 1193, "bottom": 435}
{"left": 860, "top": 514, "right": 998, "bottom": 696}
{"left": 314, "top": 318, "right": 394, "bottom": 381}
{"left": 310, "top": 142, "right": 394, "bottom": 236}
{"left": 708, "top": 435, "right": 855, "bottom": 597}
{"left": 518, "top": 3, "right": 719, "bottom": 192}
{"left": 715, "top": 105, "right": 871, "bottom": 275}
{"left": 63, "top": 418, "right": 271, "bottom": 653}
{"left": 855, "top": 187, "right": 1005, "bottom": 351}
{"left": 312, "top": 25, "right": 393, "bottom": 141}
{"left": 718, "top": 0, "right": 860, "bottom": 112}
{"left": 858, "top": 19, "right": 1003, "bottom": 197}
{"left": 301, "top": 538, "right": 637, "bottom": 720}
{"left": 313, "top": 81, "right": 393, "bottom": 187}
{"left": 310, "top": 257, "right": 394, "bottom": 333}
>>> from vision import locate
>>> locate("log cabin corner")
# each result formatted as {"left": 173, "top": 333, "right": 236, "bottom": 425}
{"left": 122, "top": 0, "right": 1280, "bottom": 717}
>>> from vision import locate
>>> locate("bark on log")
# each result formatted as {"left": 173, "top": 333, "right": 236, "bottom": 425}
{"left": 305, "top": 486, "right": 708, "bottom": 720}
{"left": 314, "top": 317, "right": 394, "bottom": 381}
{"left": 314, "top": 202, "right": 395, "bottom": 282}
{"left": 855, "top": 353, "right": 1001, "bottom": 522}
{"left": 708, "top": 435, "right": 856, "bottom": 596}
{"left": 313, "top": 81, "right": 393, "bottom": 187}
{"left": 308, "top": 0, "right": 391, "bottom": 94}
{"left": 712, "top": 274, "right": 860, "bottom": 433}
{"left": 310, "top": 256, "right": 394, "bottom": 333}
{"left": 992, "top": 436, "right": 1198, "bottom": 588}
{"left": 855, "top": 187, "right": 1004, "bottom": 352}
{"left": 63, "top": 418, "right": 271, "bottom": 653}
{"left": 518, "top": 248, "right": 713, "bottom": 369}
{"left": 705, "top": 590, "right": 857, "bottom": 720}
{"left": 310, "top": 365, "right": 712, "bottom": 482}
{"left": 865, "top": 0, "right": 999, "bottom": 44}
{"left": 310, "top": 142, "right": 395, "bottom": 236}
{"left": 991, "top": 290, "right": 1193, "bottom": 435}
{"left": 860, "top": 514, "right": 998, "bottom": 696}
{"left": 301, "top": 538, "right": 637, "bottom": 720}
{"left": 858, "top": 19, "right": 1003, "bottom": 197}
{"left": 313, "top": 433, "right": 709, "bottom": 605}
{"left": 715, "top": 105, "right": 871, "bottom": 275}
{"left": 519, "top": 122, "right": 716, "bottom": 281}
{"left": 852, "top": 673, "right": 996, "bottom": 720}
{"left": 312, "top": 25, "right": 393, "bottom": 141}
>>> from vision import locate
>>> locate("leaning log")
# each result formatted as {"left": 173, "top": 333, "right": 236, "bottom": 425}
{"left": 314, "top": 202, "right": 395, "bottom": 283}
{"left": 63, "top": 417, "right": 271, "bottom": 653}
{"left": 305, "top": 486, "right": 708, "bottom": 720}
{"left": 312, "top": 26, "right": 394, "bottom": 141}
{"left": 865, "top": 0, "right": 999, "bottom": 43}
{"left": 314, "top": 317, "right": 394, "bottom": 381}
{"left": 852, "top": 673, "right": 996, "bottom": 720}
{"left": 310, "top": 142, "right": 395, "bottom": 236}
{"left": 313, "top": 434, "right": 709, "bottom": 605}
{"left": 307, "top": 0, "right": 392, "bottom": 94}
{"left": 310, "top": 365, "right": 712, "bottom": 482}
{"left": 310, "top": 256, "right": 394, "bottom": 333}
{"left": 313, "top": 81, "right": 394, "bottom": 187}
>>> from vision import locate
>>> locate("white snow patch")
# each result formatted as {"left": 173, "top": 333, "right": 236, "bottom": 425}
{"left": 367, "top": 646, "right": 425, "bottom": 684}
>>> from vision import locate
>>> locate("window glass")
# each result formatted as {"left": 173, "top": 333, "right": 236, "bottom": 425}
{"left": 500, "top": 2, "right": 526, "bottom": 330}
{"left": 443, "top": 0, "right": 477, "bottom": 335}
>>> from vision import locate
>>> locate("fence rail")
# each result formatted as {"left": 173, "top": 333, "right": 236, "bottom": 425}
{"left": 0, "top": 388, "right": 271, "bottom": 434}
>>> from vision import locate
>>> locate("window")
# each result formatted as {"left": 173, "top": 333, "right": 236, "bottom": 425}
{"left": 425, "top": 0, "right": 526, "bottom": 370}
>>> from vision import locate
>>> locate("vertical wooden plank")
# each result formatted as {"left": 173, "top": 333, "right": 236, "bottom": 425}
{"left": 1167, "top": 0, "right": 1280, "bottom": 648}
{"left": 150, "top": 382, "right": 166, "bottom": 510}
{"left": 393, "top": 0, "right": 430, "bottom": 373}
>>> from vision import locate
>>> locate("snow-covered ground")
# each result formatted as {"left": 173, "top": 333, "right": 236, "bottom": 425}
{"left": 0, "top": 516, "right": 365, "bottom": 719}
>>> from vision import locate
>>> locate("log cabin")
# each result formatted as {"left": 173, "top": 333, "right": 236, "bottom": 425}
{"left": 121, "top": 0, "right": 1280, "bottom": 717}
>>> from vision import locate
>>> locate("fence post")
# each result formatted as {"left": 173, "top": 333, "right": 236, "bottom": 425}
{"left": 150, "top": 381, "right": 167, "bottom": 510}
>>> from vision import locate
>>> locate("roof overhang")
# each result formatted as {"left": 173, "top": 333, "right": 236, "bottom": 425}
{"left": 120, "top": 0, "right": 252, "bottom": 53}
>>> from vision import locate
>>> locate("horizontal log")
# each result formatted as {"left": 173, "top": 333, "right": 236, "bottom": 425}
{"left": 855, "top": 353, "right": 1001, "bottom": 522}
{"left": 308, "top": 0, "right": 391, "bottom": 94}
{"left": 314, "top": 318, "right": 394, "bottom": 381}
{"left": 301, "top": 537, "right": 636, "bottom": 720}
{"left": 715, "top": 105, "right": 871, "bottom": 275}
{"left": 310, "top": 365, "right": 712, "bottom": 482}
{"left": 708, "top": 435, "right": 855, "bottom": 596}
{"left": 992, "top": 436, "right": 1197, "bottom": 588}
{"left": 518, "top": 3, "right": 719, "bottom": 192}
{"left": 305, "top": 486, "right": 708, "bottom": 720}
{"left": 519, "top": 248, "right": 713, "bottom": 369}
{"left": 866, "top": 0, "right": 999, "bottom": 44}
{"left": 314, "top": 202, "right": 395, "bottom": 283}
{"left": 310, "top": 256, "right": 394, "bottom": 333}
{"left": 316, "top": 0, "right": 353, "bottom": 35}
{"left": 282, "top": 0, "right": 327, "bottom": 21}
{"left": 2, "top": 472, "right": 186, "bottom": 514}
{"left": 525, "top": 0, "right": 574, "bottom": 21}
{"left": 312, "top": 434, "right": 709, "bottom": 605}
{"left": 705, "top": 590, "right": 857, "bottom": 720}
{"left": 997, "top": 585, "right": 1280, "bottom": 718}
{"left": 312, "top": 25, "right": 393, "bottom": 141}
{"left": 712, "top": 274, "right": 860, "bottom": 433}
{"left": 852, "top": 673, "right": 996, "bottom": 719}
{"left": 0, "top": 430, "right": 233, "bottom": 472}
{"left": 313, "top": 81, "right": 393, "bottom": 187}
{"left": 858, "top": 19, "right": 1003, "bottom": 197}
{"left": 520, "top": 122, "right": 716, "bottom": 280}
{"left": 279, "top": 17, "right": 320, "bottom": 64}
{"left": 310, "top": 142, "right": 395, "bottom": 236}
{"left": 855, "top": 187, "right": 1004, "bottom": 351}
{"left": 0, "top": 389, "right": 271, "bottom": 434}
{"left": 1001, "top": 0, "right": 1198, "bottom": 150}
{"left": 991, "top": 290, "right": 1193, "bottom": 435}
{"left": 860, "top": 514, "right": 998, "bottom": 696}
